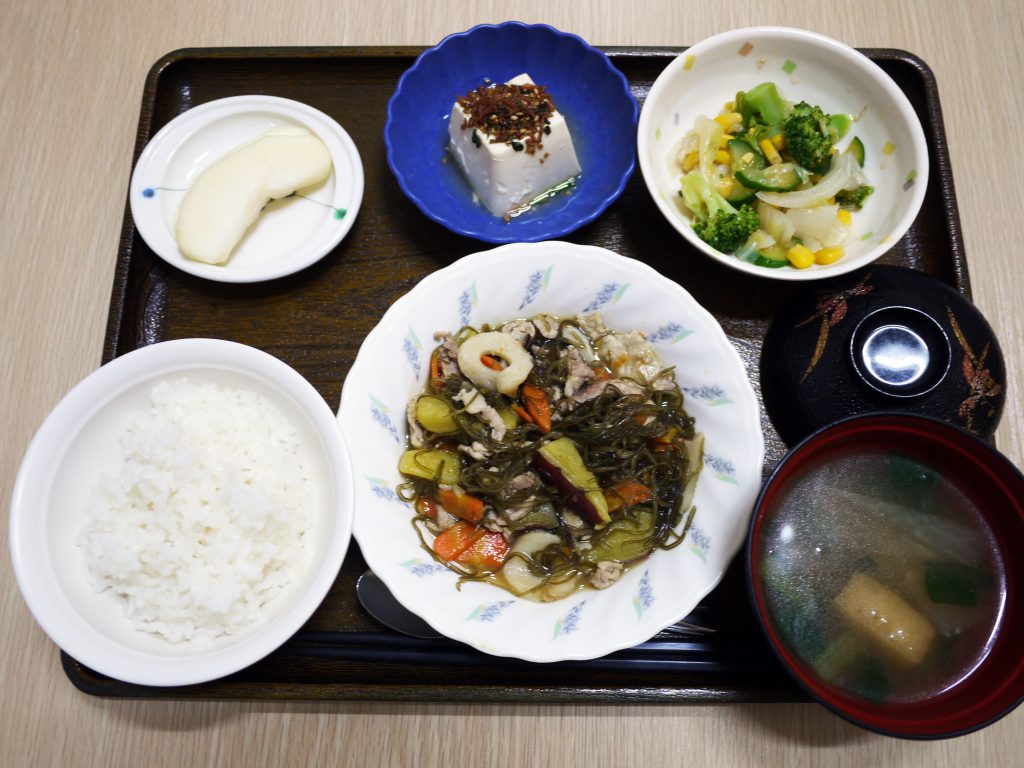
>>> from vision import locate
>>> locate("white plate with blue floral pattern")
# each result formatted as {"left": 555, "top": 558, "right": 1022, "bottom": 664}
{"left": 336, "top": 242, "right": 764, "bottom": 662}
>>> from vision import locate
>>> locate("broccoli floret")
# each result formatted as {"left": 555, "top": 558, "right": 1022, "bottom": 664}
{"left": 784, "top": 101, "right": 835, "bottom": 171}
{"left": 736, "top": 82, "right": 787, "bottom": 131}
{"left": 835, "top": 185, "right": 875, "bottom": 209}
{"left": 680, "top": 171, "right": 759, "bottom": 252}
{"left": 694, "top": 204, "right": 760, "bottom": 252}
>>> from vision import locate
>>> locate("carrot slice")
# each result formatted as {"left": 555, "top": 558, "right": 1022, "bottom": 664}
{"left": 429, "top": 349, "right": 444, "bottom": 392}
{"left": 415, "top": 495, "right": 438, "bottom": 520}
{"left": 651, "top": 426, "right": 680, "bottom": 453}
{"left": 480, "top": 354, "right": 505, "bottom": 371}
{"left": 437, "top": 485, "right": 486, "bottom": 524}
{"left": 455, "top": 530, "right": 509, "bottom": 571}
{"left": 433, "top": 521, "right": 483, "bottom": 562}
{"left": 512, "top": 404, "right": 534, "bottom": 424}
{"left": 604, "top": 481, "right": 653, "bottom": 512}
{"left": 521, "top": 382, "right": 551, "bottom": 433}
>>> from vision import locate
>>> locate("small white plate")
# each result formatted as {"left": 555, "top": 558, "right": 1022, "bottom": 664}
{"left": 10, "top": 339, "right": 355, "bottom": 686}
{"left": 129, "top": 95, "right": 364, "bottom": 283}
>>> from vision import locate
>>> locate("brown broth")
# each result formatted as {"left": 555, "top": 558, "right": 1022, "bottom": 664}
{"left": 759, "top": 446, "right": 1006, "bottom": 705}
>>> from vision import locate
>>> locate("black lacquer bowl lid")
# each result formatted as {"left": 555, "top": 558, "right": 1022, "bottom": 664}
{"left": 761, "top": 266, "right": 1006, "bottom": 446}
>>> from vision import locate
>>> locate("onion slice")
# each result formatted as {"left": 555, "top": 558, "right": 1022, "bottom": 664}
{"left": 756, "top": 153, "right": 859, "bottom": 209}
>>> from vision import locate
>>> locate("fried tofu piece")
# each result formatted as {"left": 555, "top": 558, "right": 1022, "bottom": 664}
{"left": 833, "top": 572, "right": 936, "bottom": 666}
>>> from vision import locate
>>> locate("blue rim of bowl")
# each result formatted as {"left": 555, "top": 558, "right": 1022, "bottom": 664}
{"left": 744, "top": 411, "right": 1024, "bottom": 739}
{"left": 384, "top": 21, "right": 638, "bottom": 243}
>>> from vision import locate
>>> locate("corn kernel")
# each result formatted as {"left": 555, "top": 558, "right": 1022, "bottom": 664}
{"left": 681, "top": 151, "right": 699, "bottom": 172}
{"left": 837, "top": 209, "right": 853, "bottom": 226}
{"left": 716, "top": 177, "right": 734, "bottom": 197}
{"left": 786, "top": 244, "right": 815, "bottom": 269}
{"left": 718, "top": 133, "right": 732, "bottom": 149}
{"left": 714, "top": 149, "right": 731, "bottom": 164}
{"left": 760, "top": 139, "right": 783, "bottom": 166}
{"left": 814, "top": 246, "right": 845, "bottom": 265}
{"left": 770, "top": 133, "right": 785, "bottom": 150}
{"left": 715, "top": 112, "right": 742, "bottom": 131}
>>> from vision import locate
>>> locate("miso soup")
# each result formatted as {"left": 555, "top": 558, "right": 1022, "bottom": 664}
{"left": 758, "top": 447, "right": 1005, "bottom": 705}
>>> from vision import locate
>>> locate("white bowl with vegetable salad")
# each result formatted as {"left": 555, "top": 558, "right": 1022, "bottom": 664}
{"left": 638, "top": 27, "right": 928, "bottom": 280}
{"left": 337, "top": 241, "right": 763, "bottom": 662}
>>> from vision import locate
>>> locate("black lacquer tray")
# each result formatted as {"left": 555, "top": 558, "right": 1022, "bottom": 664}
{"left": 64, "top": 46, "right": 968, "bottom": 702}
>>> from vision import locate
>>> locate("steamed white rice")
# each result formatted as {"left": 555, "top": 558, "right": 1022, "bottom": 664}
{"left": 77, "top": 377, "right": 311, "bottom": 644}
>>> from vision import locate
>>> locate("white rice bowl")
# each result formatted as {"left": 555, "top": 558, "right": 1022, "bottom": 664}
{"left": 338, "top": 242, "right": 763, "bottom": 662}
{"left": 10, "top": 339, "right": 354, "bottom": 686}
{"left": 77, "top": 377, "right": 313, "bottom": 645}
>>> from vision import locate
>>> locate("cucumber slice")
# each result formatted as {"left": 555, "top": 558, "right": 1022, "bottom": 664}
{"left": 737, "top": 244, "right": 789, "bottom": 268}
{"left": 846, "top": 136, "right": 866, "bottom": 167}
{"left": 748, "top": 254, "right": 789, "bottom": 268}
{"left": 751, "top": 246, "right": 789, "bottom": 268}
{"left": 729, "top": 138, "right": 800, "bottom": 192}
{"left": 727, "top": 137, "right": 761, "bottom": 166}
{"left": 724, "top": 180, "right": 756, "bottom": 204}
{"left": 828, "top": 113, "right": 854, "bottom": 140}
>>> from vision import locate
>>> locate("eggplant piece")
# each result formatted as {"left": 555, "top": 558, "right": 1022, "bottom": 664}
{"left": 415, "top": 395, "right": 459, "bottom": 434}
{"left": 398, "top": 448, "right": 460, "bottom": 484}
{"left": 582, "top": 510, "right": 654, "bottom": 564}
{"left": 506, "top": 500, "right": 560, "bottom": 533}
{"left": 533, "top": 437, "right": 610, "bottom": 525}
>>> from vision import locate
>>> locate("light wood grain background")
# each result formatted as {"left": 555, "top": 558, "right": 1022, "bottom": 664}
{"left": 2, "top": 1, "right": 1022, "bottom": 765}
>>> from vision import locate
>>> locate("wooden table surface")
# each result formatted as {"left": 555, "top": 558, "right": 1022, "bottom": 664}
{"left": 2, "top": 1, "right": 1021, "bottom": 765}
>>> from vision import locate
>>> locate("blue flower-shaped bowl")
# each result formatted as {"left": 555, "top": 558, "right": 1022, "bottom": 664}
{"left": 385, "top": 21, "right": 638, "bottom": 242}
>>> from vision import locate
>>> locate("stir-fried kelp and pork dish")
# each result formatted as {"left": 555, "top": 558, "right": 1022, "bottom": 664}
{"left": 398, "top": 312, "right": 704, "bottom": 601}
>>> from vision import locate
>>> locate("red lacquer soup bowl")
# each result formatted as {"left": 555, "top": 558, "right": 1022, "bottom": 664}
{"left": 747, "top": 413, "right": 1024, "bottom": 738}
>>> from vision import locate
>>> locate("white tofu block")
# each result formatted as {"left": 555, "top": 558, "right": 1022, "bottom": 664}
{"left": 448, "top": 74, "right": 581, "bottom": 217}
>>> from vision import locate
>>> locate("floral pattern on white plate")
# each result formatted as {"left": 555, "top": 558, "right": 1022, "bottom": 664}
{"left": 402, "top": 326, "right": 422, "bottom": 376}
{"left": 518, "top": 267, "right": 553, "bottom": 310}
{"left": 467, "top": 601, "right": 515, "bottom": 623}
{"left": 401, "top": 558, "right": 447, "bottom": 577}
{"left": 337, "top": 241, "right": 763, "bottom": 662}
{"left": 704, "top": 452, "right": 739, "bottom": 485}
{"left": 582, "top": 282, "right": 630, "bottom": 313}
{"left": 553, "top": 601, "right": 587, "bottom": 639}
{"left": 459, "top": 282, "right": 478, "bottom": 327}
{"left": 369, "top": 396, "right": 400, "bottom": 442}
{"left": 688, "top": 525, "right": 712, "bottom": 563}
{"left": 633, "top": 570, "right": 655, "bottom": 618}
{"left": 684, "top": 384, "right": 734, "bottom": 406}
{"left": 365, "top": 475, "right": 403, "bottom": 504}
{"left": 646, "top": 323, "right": 694, "bottom": 344}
